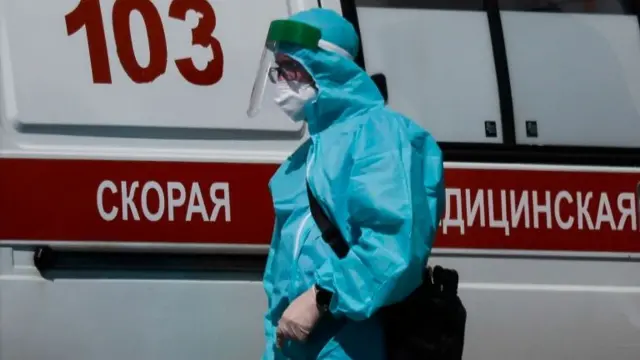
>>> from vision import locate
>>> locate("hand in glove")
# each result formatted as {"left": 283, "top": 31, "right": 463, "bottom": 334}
{"left": 276, "top": 286, "right": 322, "bottom": 346}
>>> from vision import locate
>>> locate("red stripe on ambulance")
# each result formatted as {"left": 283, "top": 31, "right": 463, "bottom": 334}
{"left": 0, "top": 159, "right": 276, "bottom": 244}
{"left": 0, "top": 159, "right": 637, "bottom": 252}
{"left": 441, "top": 168, "right": 639, "bottom": 252}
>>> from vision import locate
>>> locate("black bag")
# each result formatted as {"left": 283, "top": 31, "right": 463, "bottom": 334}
{"left": 306, "top": 182, "right": 467, "bottom": 360}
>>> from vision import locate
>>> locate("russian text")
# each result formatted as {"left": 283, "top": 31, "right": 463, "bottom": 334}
{"left": 442, "top": 188, "right": 638, "bottom": 235}
{"left": 97, "top": 180, "right": 231, "bottom": 222}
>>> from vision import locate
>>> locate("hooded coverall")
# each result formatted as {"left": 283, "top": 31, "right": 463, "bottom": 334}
{"left": 262, "top": 8, "right": 446, "bottom": 360}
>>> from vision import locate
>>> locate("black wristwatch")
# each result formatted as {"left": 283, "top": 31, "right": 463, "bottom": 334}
{"left": 315, "top": 285, "right": 333, "bottom": 313}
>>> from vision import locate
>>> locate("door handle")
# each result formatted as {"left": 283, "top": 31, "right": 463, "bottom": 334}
{"left": 33, "top": 246, "right": 267, "bottom": 276}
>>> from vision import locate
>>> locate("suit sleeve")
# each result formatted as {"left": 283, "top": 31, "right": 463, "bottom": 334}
{"left": 313, "top": 126, "right": 444, "bottom": 320}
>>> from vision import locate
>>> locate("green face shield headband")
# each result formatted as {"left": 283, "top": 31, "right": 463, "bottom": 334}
{"left": 246, "top": 19, "right": 352, "bottom": 118}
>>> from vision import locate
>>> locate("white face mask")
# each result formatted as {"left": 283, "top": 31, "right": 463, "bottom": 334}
{"left": 274, "top": 80, "right": 317, "bottom": 122}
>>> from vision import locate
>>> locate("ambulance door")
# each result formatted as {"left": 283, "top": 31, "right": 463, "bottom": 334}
{"left": 347, "top": 1, "right": 640, "bottom": 360}
{"left": 0, "top": 0, "right": 322, "bottom": 359}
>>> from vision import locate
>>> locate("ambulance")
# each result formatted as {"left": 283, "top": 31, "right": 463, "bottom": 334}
{"left": 0, "top": 0, "right": 638, "bottom": 359}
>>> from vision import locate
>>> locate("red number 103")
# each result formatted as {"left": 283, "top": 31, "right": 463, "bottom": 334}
{"left": 65, "top": 0, "right": 224, "bottom": 85}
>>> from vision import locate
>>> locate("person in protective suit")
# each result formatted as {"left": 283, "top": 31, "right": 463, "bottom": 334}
{"left": 247, "top": 8, "right": 445, "bottom": 360}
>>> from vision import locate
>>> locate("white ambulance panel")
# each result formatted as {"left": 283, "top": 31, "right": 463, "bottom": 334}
{"left": 0, "top": 0, "right": 314, "bottom": 359}
{"left": 0, "top": 256, "right": 267, "bottom": 360}
{"left": 0, "top": 0, "right": 301, "bottom": 133}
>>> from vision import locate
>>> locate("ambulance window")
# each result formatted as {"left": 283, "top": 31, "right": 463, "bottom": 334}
{"left": 1, "top": 0, "right": 302, "bottom": 137}
{"left": 354, "top": 1, "right": 504, "bottom": 144}
{"left": 499, "top": 0, "right": 640, "bottom": 148}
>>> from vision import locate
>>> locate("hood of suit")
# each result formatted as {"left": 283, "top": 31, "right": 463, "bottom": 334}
{"left": 279, "top": 9, "right": 385, "bottom": 134}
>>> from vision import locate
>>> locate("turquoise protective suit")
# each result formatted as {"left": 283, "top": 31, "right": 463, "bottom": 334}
{"left": 262, "top": 8, "right": 446, "bottom": 360}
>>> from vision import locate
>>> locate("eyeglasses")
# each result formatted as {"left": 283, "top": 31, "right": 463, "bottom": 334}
{"left": 268, "top": 60, "right": 307, "bottom": 83}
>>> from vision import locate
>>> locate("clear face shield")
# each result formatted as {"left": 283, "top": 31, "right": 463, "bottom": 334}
{"left": 246, "top": 20, "right": 322, "bottom": 118}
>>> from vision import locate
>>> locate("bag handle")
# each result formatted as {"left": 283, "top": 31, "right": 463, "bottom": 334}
{"left": 306, "top": 181, "right": 350, "bottom": 259}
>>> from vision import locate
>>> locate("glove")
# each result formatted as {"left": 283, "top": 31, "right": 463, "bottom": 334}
{"left": 276, "top": 286, "right": 321, "bottom": 346}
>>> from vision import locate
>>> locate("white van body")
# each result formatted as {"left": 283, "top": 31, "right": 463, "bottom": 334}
{"left": 1, "top": 0, "right": 639, "bottom": 359}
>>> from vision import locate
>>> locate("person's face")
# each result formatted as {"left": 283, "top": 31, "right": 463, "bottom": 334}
{"left": 269, "top": 53, "right": 314, "bottom": 85}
